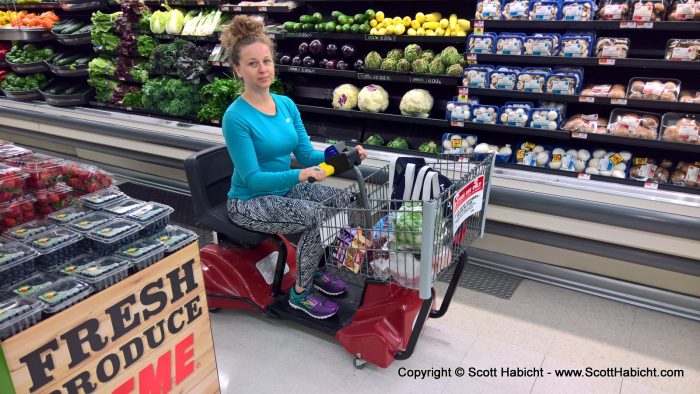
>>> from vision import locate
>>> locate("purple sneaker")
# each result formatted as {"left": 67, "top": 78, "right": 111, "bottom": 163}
{"left": 313, "top": 271, "right": 347, "bottom": 296}
{"left": 289, "top": 287, "right": 339, "bottom": 319}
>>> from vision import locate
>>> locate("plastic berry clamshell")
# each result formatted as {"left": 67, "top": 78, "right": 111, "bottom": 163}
{"left": 5, "top": 219, "right": 56, "bottom": 242}
{"left": 126, "top": 202, "right": 174, "bottom": 236}
{"left": 47, "top": 206, "right": 92, "bottom": 224}
{"left": 87, "top": 219, "right": 143, "bottom": 256}
{"left": 28, "top": 228, "right": 85, "bottom": 271}
{"left": 67, "top": 211, "right": 114, "bottom": 234}
{"left": 101, "top": 198, "right": 145, "bottom": 217}
{"left": 57, "top": 253, "right": 102, "bottom": 276}
{"left": 79, "top": 187, "right": 127, "bottom": 210}
{"left": 69, "top": 256, "right": 130, "bottom": 291}
{"left": 0, "top": 195, "right": 37, "bottom": 233}
{"left": 35, "top": 277, "right": 92, "bottom": 315}
{"left": 118, "top": 238, "right": 167, "bottom": 272}
{"left": 10, "top": 272, "right": 59, "bottom": 298}
{"left": 0, "top": 164, "right": 28, "bottom": 203}
{"left": 151, "top": 226, "right": 199, "bottom": 256}
{"left": 0, "top": 145, "right": 32, "bottom": 163}
{"left": 33, "top": 184, "right": 76, "bottom": 217}
{"left": 10, "top": 153, "right": 64, "bottom": 190}
{"left": 0, "top": 297, "right": 45, "bottom": 340}
{"left": 0, "top": 242, "right": 38, "bottom": 289}
{"left": 62, "top": 161, "right": 113, "bottom": 195}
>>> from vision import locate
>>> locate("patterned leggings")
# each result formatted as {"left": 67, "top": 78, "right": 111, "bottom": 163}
{"left": 227, "top": 183, "right": 351, "bottom": 289}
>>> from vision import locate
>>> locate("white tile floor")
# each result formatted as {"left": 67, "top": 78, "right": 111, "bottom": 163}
{"left": 210, "top": 279, "right": 700, "bottom": 394}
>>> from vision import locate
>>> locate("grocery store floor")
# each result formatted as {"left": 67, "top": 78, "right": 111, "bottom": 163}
{"left": 210, "top": 280, "right": 700, "bottom": 394}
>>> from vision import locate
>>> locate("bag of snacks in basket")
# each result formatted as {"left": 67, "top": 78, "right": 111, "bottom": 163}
{"left": 333, "top": 227, "right": 373, "bottom": 274}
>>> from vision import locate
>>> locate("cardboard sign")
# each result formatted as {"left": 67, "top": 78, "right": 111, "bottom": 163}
{"left": 452, "top": 175, "right": 485, "bottom": 235}
{"left": 0, "top": 243, "right": 219, "bottom": 394}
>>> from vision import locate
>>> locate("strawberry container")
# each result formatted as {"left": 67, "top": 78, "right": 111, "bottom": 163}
{"left": 79, "top": 187, "right": 126, "bottom": 210}
{"left": 86, "top": 219, "right": 143, "bottom": 256}
{"left": 0, "top": 242, "right": 38, "bottom": 289}
{"left": 0, "top": 195, "right": 37, "bottom": 233}
{"left": 5, "top": 220, "right": 56, "bottom": 242}
{"left": 62, "top": 161, "right": 113, "bottom": 194}
{"left": 151, "top": 226, "right": 199, "bottom": 256}
{"left": 33, "top": 184, "right": 75, "bottom": 217}
{"left": 8, "top": 154, "right": 64, "bottom": 190}
{"left": 67, "top": 256, "right": 130, "bottom": 291}
{"left": 67, "top": 212, "right": 114, "bottom": 234}
{"left": 46, "top": 206, "right": 92, "bottom": 224}
{"left": 0, "top": 297, "right": 45, "bottom": 340}
{"left": 101, "top": 198, "right": 145, "bottom": 217}
{"left": 0, "top": 164, "right": 28, "bottom": 203}
{"left": 0, "top": 145, "right": 32, "bottom": 164}
{"left": 35, "top": 277, "right": 92, "bottom": 315}
{"left": 125, "top": 202, "right": 174, "bottom": 236}
{"left": 117, "top": 238, "right": 166, "bottom": 272}
{"left": 9, "top": 272, "right": 59, "bottom": 298}
{"left": 27, "top": 228, "right": 85, "bottom": 271}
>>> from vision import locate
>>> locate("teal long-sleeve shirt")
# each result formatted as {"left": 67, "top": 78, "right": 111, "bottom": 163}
{"left": 222, "top": 94, "right": 325, "bottom": 200}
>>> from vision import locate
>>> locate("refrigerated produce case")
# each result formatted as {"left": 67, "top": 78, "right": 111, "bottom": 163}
{"left": 0, "top": 0, "right": 699, "bottom": 319}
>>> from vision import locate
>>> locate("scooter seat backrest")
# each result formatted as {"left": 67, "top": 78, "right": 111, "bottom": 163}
{"left": 185, "top": 145, "right": 232, "bottom": 217}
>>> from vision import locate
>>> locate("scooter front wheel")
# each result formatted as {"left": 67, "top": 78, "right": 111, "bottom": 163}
{"left": 353, "top": 356, "right": 367, "bottom": 369}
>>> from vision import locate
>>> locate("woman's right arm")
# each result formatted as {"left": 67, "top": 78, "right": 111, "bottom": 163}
{"left": 223, "top": 111, "right": 301, "bottom": 192}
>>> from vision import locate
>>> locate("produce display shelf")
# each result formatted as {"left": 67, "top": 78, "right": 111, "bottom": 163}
{"left": 276, "top": 64, "right": 357, "bottom": 78}
{"left": 0, "top": 2, "right": 59, "bottom": 10}
{"left": 273, "top": 64, "right": 463, "bottom": 86}
{"left": 469, "top": 54, "right": 700, "bottom": 71}
{"left": 466, "top": 88, "right": 700, "bottom": 113}
{"left": 582, "top": 133, "right": 700, "bottom": 154}
{"left": 0, "top": 28, "right": 53, "bottom": 42}
{"left": 270, "top": 31, "right": 466, "bottom": 44}
{"left": 475, "top": 20, "right": 700, "bottom": 32}
{"left": 220, "top": 4, "right": 297, "bottom": 13}
{"left": 88, "top": 100, "right": 200, "bottom": 123}
{"left": 150, "top": 33, "right": 220, "bottom": 42}
{"left": 143, "top": 0, "right": 219, "bottom": 5}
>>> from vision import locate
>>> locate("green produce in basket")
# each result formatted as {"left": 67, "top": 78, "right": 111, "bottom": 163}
{"left": 404, "top": 44, "right": 422, "bottom": 63}
{"left": 0, "top": 72, "right": 47, "bottom": 92}
{"left": 429, "top": 56, "right": 445, "bottom": 74}
{"left": 363, "top": 134, "right": 384, "bottom": 146}
{"left": 393, "top": 202, "right": 422, "bottom": 249}
{"left": 380, "top": 58, "right": 397, "bottom": 71}
{"left": 440, "top": 46, "right": 461, "bottom": 66}
{"left": 411, "top": 58, "right": 429, "bottom": 73}
{"left": 386, "top": 48, "right": 403, "bottom": 61}
{"left": 6, "top": 43, "right": 53, "bottom": 64}
{"left": 396, "top": 59, "right": 411, "bottom": 72}
{"left": 418, "top": 141, "right": 440, "bottom": 154}
{"left": 364, "top": 51, "right": 382, "bottom": 69}
{"left": 88, "top": 57, "right": 116, "bottom": 76}
{"left": 137, "top": 35, "right": 156, "bottom": 58}
{"left": 420, "top": 49, "right": 435, "bottom": 62}
{"left": 445, "top": 64, "right": 463, "bottom": 77}
{"left": 387, "top": 137, "right": 409, "bottom": 150}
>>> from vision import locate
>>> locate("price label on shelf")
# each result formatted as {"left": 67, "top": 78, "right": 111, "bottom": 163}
{"left": 636, "top": 22, "right": 654, "bottom": 29}
{"left": 125, "top": 107, "right": 133, "bottom": 111}
{"left": 598, "top": 58, "right": 616, "bottom": 66}
{"left": 619, "top": 21, "right": 636, "bottom": 28}
{"left": 457, "top": 87, "right": 469, "bottom": 102}
{"left": 578, "top": 173, "right": 591, "bottom": 180}
{"left": 644, "top": 182, "right": 659, "bottom": 189}
{"left": 233, "top": 6, "right": 242, "bottom": 11}
{"left": 579, "top": 96, "right": 595, "bottom": 103}
{"left": 473, "top": 20, "right": 484, "bottom": 35}
{"left": 467, "top": 54, "right": 477, "bottom": 65}
{"left": 211, "top": 119, "right": 220, "bottom": 125}
{"left": 450, "top": 121, "right": 465, "bottom": 127}
{"left": 611, "top": 98, "right": 628, "bottom": 105}
{"left": 289, "top": 66, "right": 316, "bottom": 74}
{"left": 259, "top": 6, "right": 268, "bottom": 11}
{"left": 410, "top": 77, "right": 443, "bottom": 85}
{"left": 358, "top": 73, "right": 391, "bottom": 82}
{"left": 196, "top": 0, "right": 204, "bottom": 5}
{"left": 572, "top": 132, "right": 588, "bottom": 139}
{"left": 366, "top": 34, "right": 397, "bottom": 41}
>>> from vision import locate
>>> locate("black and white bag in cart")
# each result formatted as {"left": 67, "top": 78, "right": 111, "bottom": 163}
{"left": 388, "top": 157, "right": 453, "bottom": 215}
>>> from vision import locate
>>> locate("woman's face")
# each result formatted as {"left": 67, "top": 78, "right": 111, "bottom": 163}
{"left": 235, "top": 42, "right": 274, "bottom": 91}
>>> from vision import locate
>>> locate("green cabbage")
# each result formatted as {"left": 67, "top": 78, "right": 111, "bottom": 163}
{"left": 393, "top": 202, "right": 423, "bottom": 248}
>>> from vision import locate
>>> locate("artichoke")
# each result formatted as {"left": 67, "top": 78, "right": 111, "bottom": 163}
{"left": 429, "top": 56, "right": 445, "bottom": 74}
{"left": 440, "top": 46, "right": 461, "bottom": 66}
{"left": 404, "top": 44, "right": 422, "bottom": 63}
{"left": 380, "top": 58, "right": 398, "bottom": 71}
{"left": 446, "top": 64, "right": 463, "bottom": 77}
{"left": 396, "top": 59, "right": 411, "bottom": 72}
{"left": 386, "top": 48, "right": 403, "bottom": 61}
{"left": 365, "top": 51, "right": 382, "bottom": 69}
{"left": 420, "top": 49, "right": 435, "bottom": 62}
{"left": 458, "top": 56, "right": 468, "bottom": 68}
{"left": 411, "top": 58, "right": 429, "bottom": 73}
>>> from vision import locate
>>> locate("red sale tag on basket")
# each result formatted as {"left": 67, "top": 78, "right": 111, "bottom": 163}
{"left": 452, "top": 175, "right": 485, "bottom": 235}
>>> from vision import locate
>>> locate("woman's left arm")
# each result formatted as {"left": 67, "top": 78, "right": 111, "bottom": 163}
{"left": 289, "top": 98, "right": 325, "bottom": 167}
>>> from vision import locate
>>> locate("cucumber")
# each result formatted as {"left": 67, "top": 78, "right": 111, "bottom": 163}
{"left": 56, "top": 54, "right": 82, "bottom": 66}
{"left": 62, "top": 22, "right": 87, "bottom": 35}
{"left": 48, "top": 84, "right": 71, "bottom": 95}
{"left": 312, "top": 12, "right": 322, "bottom": 23}
{"left": 292, "top": 22, "right": 302, "bottom": 32}
{"left": 54, "top": 21, "right": 80, "bottom": 34}
{"left": 50, "top": 52, "right": 70, "bottom": 64}
{"left": 64, "top": 85, "right": 85, "bottom": 95}
{"left": 299, "top": 15, "right": 314, "bottom": 24}
{"left": 74, "top": 24, "right": 93, "bottom": 34}
{"left": 301, "top": 23, "right": 313, "bottom": 32}
{"left": 283, "top": 21, "right": 295, "bottom": 31}
{"left": 73, "top": 56, "right": 93, "bottom": 66}
{"left": 331, "top": 11, "right": 342, "bottom": 19}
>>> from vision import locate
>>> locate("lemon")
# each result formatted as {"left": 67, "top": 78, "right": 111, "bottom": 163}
{"left": 376, "top": 11, "right": 384, "bottom": 22}
{"left": 370, "top": 27, "right": 378, "bottom": 34}
{"left": 425, "top": 29, "right": 436, "bottom": 36}
{"left": 417, "top": 27, "right": 425, "bottom": 36}
{"left": 440, "top": 18, "right": 449, "bottom": 28}
{"left": 435, "top": 27, "right": 445, "bottom": 36}
{"left": 408, "top": 27, "right": 417, "bottom": 36}
{"left": 378, "top": 27, "right": 386, "bottom": 35}
{"left": 411, "top": 20, "right": 421, "bottom": 29}
{"left": 456, "top": 30, "right": 466, "bottom": 37}
{"left": 386, "top": 24, "right": 395, "bottom": 34}
{"left": 370, "top": 19, "right": 378, "bottom": 27}
{"left": 415, "top": 12, "right": 425, "bottom": 24}
{"left": 402, "top": 16, "right": 411, "bottom": 27}
{"left": 393, "top": 16, "right": 402, "bottom": 25}
{"left": 395, "top": 24, "right": 405, "bottom": 35}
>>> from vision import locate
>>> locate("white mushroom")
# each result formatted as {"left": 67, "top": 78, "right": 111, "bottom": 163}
{"left": 466, "top": 136, "right": 477, "bottom": 146}
{"left": 536, "top": 152, "right": 549, "bottom": 167}
{"left": 567, "top": 149, "right": 578, "bottom": 156}
{"left": 549, "top": 161, "right": 562, "bottom": 170}
{"left": 499, "top": 144, "right": 513, "bottom": 155}
{"left": 577, "top": 149, "right": 591, "bottom": 161}
{"left": 585, "top": 167, "right": 600, "bottom": 175}
{"left": 533, "top": 145, "right": 545, "bottom": 153}
{"left": 588, "top": 158, "right": 600, "bottom": 168}
{"left": 574, "top": 159, "right": 587, "bottom": 172}
{"left": 474, "top": 143, "right": 490, "bottom": 153}
{"left": 612, "top": 170, "right": 626, "bottom": 178}
{"left": 613, "top": 163, "right": 627, "bottom": 172}
{"left": 553, "top": 148, "right": 566, "bottom": 155}
{"left": 593, "top": 149, "right": 607, "bottom": 158}
{"left": 619, "top": 151, "right": 632, "bottom": 162}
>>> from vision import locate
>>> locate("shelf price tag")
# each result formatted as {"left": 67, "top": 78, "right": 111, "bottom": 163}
{"left": 259, "top": 6, "right": 268, "bottom": 11}
{"left": 409, "top": 76, "right": 443, "bottom": 85}
{"left": 211, "top": 119, "right": 220, "bottom": 125}
{"left": 473, "top": 20, "right": 485, "bottom": 34}
{"left": 571, "top": 132, "right": 588, "bottom": 139}
{"left": 450, "top": 121, "right": 465, "bottom": 127}
{"left": 636, "top": 22, "right": 653, "bottom": 29}
{"left": 457, "top": 87, "right": 469, "bottom": 102}
{"left": 466, "top": 54, "right": 477, "bottom": 65}
{"left": 289, "top": 66, "right": 316, "bottom": 74}
{"left": 644, "top": 182, "right": 659, "bottom": 189}
{"left": 196, "top": 0, "right": 204, "bottom": 5}
{"left": 287, "top": 32, "right": 313, "bottom": 38}
{"left": 366, "top": 34, "right": 397, "bottom": 41}
{"left": 579, "top": 96, "right": 595, "bottom": 103}
{"left": 619, "top": 21, "right": 636, "bottom": 28}
{"left": 611, "top": 98, "right": 628, "bottom": 105}
{"left": 233, "top": 6, "right": 242, "bottom": 11}
{"left": 598, "top": 58, "right": 616, "bottom": 66}
{"left": 578, "top": 173, "right": 591, "bottom": 180}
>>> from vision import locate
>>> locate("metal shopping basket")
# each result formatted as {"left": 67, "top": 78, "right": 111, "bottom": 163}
{"left": 319, "top": 152, "right": 495, "bottom": 314}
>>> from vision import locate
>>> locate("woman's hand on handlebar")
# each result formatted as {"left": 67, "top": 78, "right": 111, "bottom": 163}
{"left": 355, "top": 145, "right": 368, "bottom": 161}
{"left": 299, "top": 166, "right": 327, "bottom": 182}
